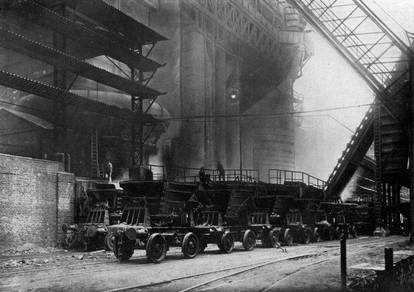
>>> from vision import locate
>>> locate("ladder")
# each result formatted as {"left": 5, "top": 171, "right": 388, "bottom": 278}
{"left": 90, "top": 129, "right": 101, "bottom": 178}
{"left": 287, "top": 0, "right": 412, "bottom": 201}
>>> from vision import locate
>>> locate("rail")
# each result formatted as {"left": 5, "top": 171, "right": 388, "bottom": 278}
{"left": 268, "top": 169, "right": 326, "bottom": 189}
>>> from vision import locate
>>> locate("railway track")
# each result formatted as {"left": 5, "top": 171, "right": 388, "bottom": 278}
{"left": 0, "top": 237, "right": 352, "bottom": 279}
{"left": 103, "top": 236, "right": 397, "bottom": 292}
{"left": 177, "top": 237, "right": 396, "bottom": 292}
{"left": 0, "top": 249, "right": 185, "bottom": 279}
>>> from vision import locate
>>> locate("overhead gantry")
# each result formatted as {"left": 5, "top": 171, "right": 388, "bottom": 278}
{"left": 287, "top": 0, "right": 413, "bottom": 232}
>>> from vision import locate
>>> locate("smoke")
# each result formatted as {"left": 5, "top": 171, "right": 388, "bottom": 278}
{"left": 111, "top": 168, "right": 130, "bottom": 189}
{"left": 293, "top": 29, "right": 374, "bottom": 181}
{"left": 340, "top": 168, "right": 362, "bottom": 202}
{"left": 112, "top": 182, "right": 122, "bottom": 190}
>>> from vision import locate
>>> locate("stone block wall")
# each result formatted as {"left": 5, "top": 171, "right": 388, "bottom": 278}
{"left": 0, "top": 153, "right": 75, "bottom": 251}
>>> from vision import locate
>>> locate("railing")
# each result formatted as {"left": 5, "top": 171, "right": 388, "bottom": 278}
{"left": 150, "top": 165, "right": 326, "bottom": 188}
{"left": 268, "top": 169, "right": 326, "bottom": 189}
{"left": 169, "top": 167, "right": 260, "bottom": 183}
{"left": 148, "top": 164, "right": 167, "bottom": 180}
{"left": 146, "top": 165, "right": 260, "bottom": 183}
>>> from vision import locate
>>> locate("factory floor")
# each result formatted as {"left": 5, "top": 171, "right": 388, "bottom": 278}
{"left": 0, "top": 236, "right": 412, "bottom": 292}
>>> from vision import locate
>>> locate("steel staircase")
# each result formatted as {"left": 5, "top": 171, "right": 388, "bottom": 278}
{"left": 287, "top": 0, "right": 412, "bottom": 201}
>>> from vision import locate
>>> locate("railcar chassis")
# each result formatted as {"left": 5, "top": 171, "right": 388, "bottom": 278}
{"left": 111, "top": 208, "right": 259, "bottom": 263}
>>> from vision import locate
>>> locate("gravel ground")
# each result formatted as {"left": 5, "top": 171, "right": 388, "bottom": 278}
{"left": 0, "top": 236, "right": 411, "bottom": 292}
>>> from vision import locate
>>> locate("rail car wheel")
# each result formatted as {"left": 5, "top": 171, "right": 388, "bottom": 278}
{"left": 264, "top": 229, "right": 281, "bottom": 248}
{"left": 182, "top": 232, "right": 199, "bottom": 258}
{"left": 284, "top": 229, "right": 294, "bottom": 246}
{"left": 242, "top": 230, "right": 256, "bottom": 251}
{"left": 105, "top": 232, "right": 115, "bottom": 251}
{"left": 114, "top": 239, "right": 134, "bottom": 261}
{"left": 220, "top": 232, "right": 234, "bottom": 253}
{"left": 146, "top": 233, "right": 167, "bottom": 263}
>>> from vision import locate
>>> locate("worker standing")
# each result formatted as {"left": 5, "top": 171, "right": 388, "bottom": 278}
{"left": 104, "top": 160, "right": 113, "bottom": 183}
{"left": 217, "top": 161, "right": 225, "bottom": 182}
{"left": 199, "top": 166, "right": 206, "bottom": 184}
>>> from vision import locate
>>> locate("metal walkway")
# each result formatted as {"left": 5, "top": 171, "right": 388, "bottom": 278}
{"left": 7, "top": 0, "right": 162, "bottom": 72}
{"left": 0, "top": 27, "right": 162, "bottom": 98}
{"left": 0, "top": 70, "right": 157, "bottom": 124}
{"left": 288, "top": 0, "right": 412, "bottom": 201}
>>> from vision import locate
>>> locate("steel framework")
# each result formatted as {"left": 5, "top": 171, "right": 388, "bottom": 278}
{"left": 0, "top": 0, "right": 167, "bottom": 174}
{"left": 188, "top": 0, "right": 303, "bottom": 64}
{"left": 287, "top": 0, "right": 413, "bottom": 229}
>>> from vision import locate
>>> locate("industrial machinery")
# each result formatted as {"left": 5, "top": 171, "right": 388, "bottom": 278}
{"left": 108, "top": 179, "right": 212, "bottom": 263}
{"left": 101, "top": 166, "right": 378, "bottom": 264}
{"left": 349, "top": 203, "right": 375, "bottom": 235}
{"left": 62, "top": 183, "right": 122, "bottom": 251}
{"left": 190, "top": 183, "right": 260, "bottom": 253}
{"left": 283, "top": 209, "right": 314, "bottom": 245}
{"left": 321, "top": 202, "right": 360, "bottom": 238}
{"left": 109, "top": 173, "right": 271, "bottom": 263}
{"left": 289, "top": 0, "right": 413, "bottom": 235}
{"left": 311, "top": 209, "right": 335, "bottom": 242}
{"left": 250, "top": 193, "right": 281, "bottom": 248}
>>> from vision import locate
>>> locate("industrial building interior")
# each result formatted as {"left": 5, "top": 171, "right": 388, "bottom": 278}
{"left": 0, "top": 0, "right": 413, "bottom": 291}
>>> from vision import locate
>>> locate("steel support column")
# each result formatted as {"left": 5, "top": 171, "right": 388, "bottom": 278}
{"left": 374, "top": 101, "right": 383, "bottom": 228}
{"left": 53, "top": 3, "right": 66, "bottom": 155}
{"left": 138, "top": 46, "right": 144, "bottom": 166}
{"left": 130, "top": 46, "right": 145, "bottom": 167}
{"left": 130, "top": 67, "right": 137, "bottom": 166}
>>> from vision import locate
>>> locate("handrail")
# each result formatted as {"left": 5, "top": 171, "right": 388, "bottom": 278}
{"left": 131, "top": 165, "right": 328, "bottom": 187}
{"left": 146, "top": 165, "right": 260, "bottom": 183}
{"left": 268, "top": 168, "right": 326, "bottom": 189}
{"left": 169, "top": 167, "right": 260, "bottom": 183}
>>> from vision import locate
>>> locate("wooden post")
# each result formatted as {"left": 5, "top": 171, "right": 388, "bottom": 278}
{"left": 384, "top": 247, "right": 393, "bottom": 290}
{"left": 385, "top": 247, "right": 393, "bottom": 273}
{"left": 340, "top": 236, "right": 347, "bottom": 289}
{"left": 410, "top": 59, "right": 414, "bottom": 243}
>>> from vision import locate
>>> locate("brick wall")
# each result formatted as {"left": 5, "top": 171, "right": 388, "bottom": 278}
{"left": 0, "top": 153, "right": 75, "bottom": 251}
